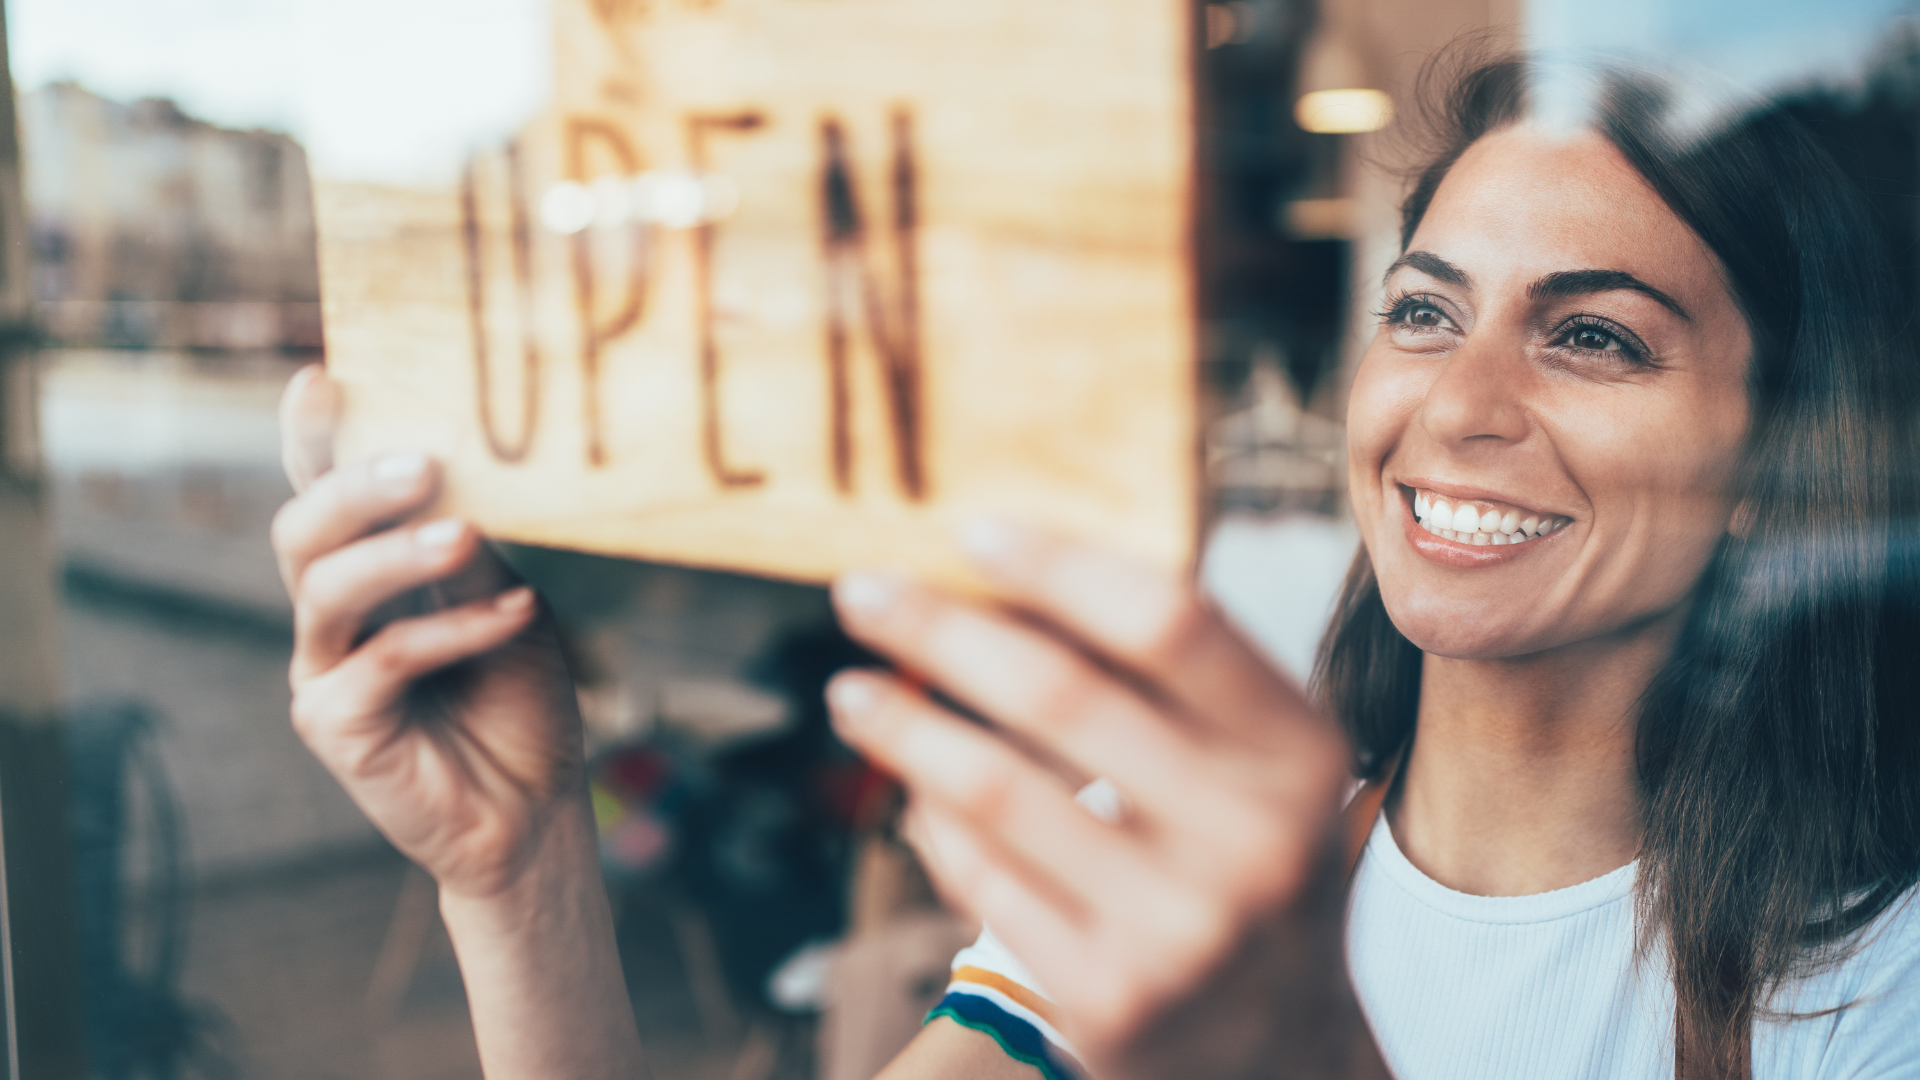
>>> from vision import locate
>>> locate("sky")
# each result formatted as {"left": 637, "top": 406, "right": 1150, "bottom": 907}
{"left": 7, "top": 0, "right": 552, "bottom": 186}
{"left": 1518, "top": 0, "right": 1920, "bottom": 138}
{"left": 10, "top": 0, "right": 303, "bottom": 131}
{"left": 6, "top": 0, "right": 1917, "bottom": 185}
{"left": 1526, "top": 0, "right": 1919, "bottom": 93}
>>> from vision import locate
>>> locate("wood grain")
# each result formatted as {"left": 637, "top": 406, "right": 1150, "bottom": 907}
{"left": 315, "top": 0, "right": 1200, "bottom": 585}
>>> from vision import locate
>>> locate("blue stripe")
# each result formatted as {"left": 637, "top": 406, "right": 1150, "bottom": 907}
{"left": 925, "top": 992, "right": 1081, "bottom": 1080}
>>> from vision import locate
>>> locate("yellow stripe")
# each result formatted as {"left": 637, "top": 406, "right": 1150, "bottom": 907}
{"left": 949, "top": 965, "right": 1063, "bottom": 1027}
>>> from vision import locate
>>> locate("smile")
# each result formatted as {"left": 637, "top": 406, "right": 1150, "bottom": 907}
{"left": 1411, "top": 488, "right": 1571, "bottom": 546}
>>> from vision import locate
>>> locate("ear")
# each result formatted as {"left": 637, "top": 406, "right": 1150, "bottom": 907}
{"left": 1728, "top": 499, "right": 1756, "bottom": 538}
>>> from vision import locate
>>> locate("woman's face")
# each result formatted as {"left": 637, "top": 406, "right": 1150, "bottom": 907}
{"left": 1347, "top": 125, "right": 1753, "bottom": 660}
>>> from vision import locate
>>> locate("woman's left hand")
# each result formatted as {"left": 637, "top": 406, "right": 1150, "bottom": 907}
{"left": 828, "top": 522, "right": 1387, "bottom": 1080}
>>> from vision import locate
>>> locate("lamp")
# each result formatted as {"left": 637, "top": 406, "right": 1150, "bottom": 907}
{"left": 1293, "top": 3, "right": 1391, "bottom": 134}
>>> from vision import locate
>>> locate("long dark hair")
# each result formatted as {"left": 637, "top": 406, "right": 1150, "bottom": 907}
{"left": 1313, "top": 54, "right": 1920, "bottom": 1078}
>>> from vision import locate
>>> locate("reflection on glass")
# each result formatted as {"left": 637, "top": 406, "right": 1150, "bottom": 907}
{"left": 11, "top": 0, "right": 1920, "bottom": 1077}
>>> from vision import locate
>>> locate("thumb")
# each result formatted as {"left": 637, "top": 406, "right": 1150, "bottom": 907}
{"left": 280, "top": 364, "right": 340, "bottom": 493}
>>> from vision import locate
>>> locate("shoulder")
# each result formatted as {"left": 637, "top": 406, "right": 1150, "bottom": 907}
{"left": 1827, "top": 882, "right": 1920, "bottom": 1002}
{"left": 1760, "top": 882, "right": 1920, "bottom": 1079}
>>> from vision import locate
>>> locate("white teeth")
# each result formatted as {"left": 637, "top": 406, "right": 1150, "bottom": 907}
{"left": 1410, "top": 488, "right": 1574, "bottom": 545}
{"left": 1410, "top": 490, "right": 1579, "bottom": 546}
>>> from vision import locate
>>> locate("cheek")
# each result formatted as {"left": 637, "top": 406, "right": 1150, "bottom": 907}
{"left": 1553, "top": 391, "right": 1747, "bottom": 614}
{"left": 1562, "top": 391, "right": 1744, "bottom": 525}
{"left": 1345, "top": 346, "right": 1432, "bottom": 524}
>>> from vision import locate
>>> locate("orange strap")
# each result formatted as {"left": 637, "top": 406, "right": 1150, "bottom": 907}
{"left": 950, "top": 965, "right": 1065, "bottom": 1027}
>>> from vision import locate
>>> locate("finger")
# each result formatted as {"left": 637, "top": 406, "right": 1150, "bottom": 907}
{"left": 280, "top": 364, "right": 339, "bottom": 493}
{"left": 904, "top": 801, "right": 1097, "bottom": 977}
{"left": 959, "top": 518, "right": 1329, "bottom": 744}
{"left": 426, "top": 538, "right": 524, "bottom": 609}
{"left": 910, "top": 798, "right": 1273, "bottom": 1056}
{"left": 292, "top": 518, "right": 481, "bottom": 680}
{"left": 828, "top": 669, "right": 1152, "bottom": 915}
{"left": 292, "top": 587, "right": 539, "bottom": 751}
{"left": 896, "top": 803, "right": 981, "bottom": 922}
{"left": 848, "top": 673, "right": 1285, "bottom": 959}
{"left": 833, "top": 572, "right": 1221, "bottom": 827}
{"left": 907, "top": 771, "right": 1292, "bottom": 1048}
{"left": 905, "top": 800, "right": 1211, "bottom": 1053}
{"left": 272, "top": 451, "right": 438, "bottom": 594}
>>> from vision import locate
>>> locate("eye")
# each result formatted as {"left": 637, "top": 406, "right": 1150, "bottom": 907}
{"left": 1405, "top": 303, "right": 1446, "bottom": 328}
{"left": 1550, "top": 316, "right": 1653, "bottom": 366}
{"left": 1377, "top": 293, "right": 1456, "bottom": 331}
{"left": 1568, "top": 325, "right": 1621, "bottom": 352}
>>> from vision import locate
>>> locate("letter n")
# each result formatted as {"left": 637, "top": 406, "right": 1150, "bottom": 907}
{"left": 819, "top": 109, "right": 926, "bottom": 500}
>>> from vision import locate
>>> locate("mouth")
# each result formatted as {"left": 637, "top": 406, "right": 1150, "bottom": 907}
{"left": 1402, "top": 484, "right": 1573, "bottom": 553}
{"left": 1397, "top": 480, "right": 1574, "bottom": 568}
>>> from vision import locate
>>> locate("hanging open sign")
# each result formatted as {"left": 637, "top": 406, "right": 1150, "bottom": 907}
{"left": 314, "top": 0, "right": 1200, "bottom": 584}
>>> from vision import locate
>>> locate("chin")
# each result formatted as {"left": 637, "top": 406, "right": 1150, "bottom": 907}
{"left": 1377, "top": 585, "right": 1537, "bottom": 661}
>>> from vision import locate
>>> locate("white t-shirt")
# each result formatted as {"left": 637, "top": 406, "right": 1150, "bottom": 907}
{"left": 1348, "top": 813, "right": 1920, "bottom": 1078}
{"left": 944, "top": 812, "right": 1920, "bottom": 1077}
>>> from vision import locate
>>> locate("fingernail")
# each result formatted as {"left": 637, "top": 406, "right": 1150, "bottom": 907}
{"left": 827, "top": 674, "right": 878, "bottom": 717}
{"left": 959, "top": 516, "right": 1026, "bottom": 568}
{"left": 372, "top": 452, "right": 428, "bottom": 485}
{"left": 835, "top": 572, "right": 901, "bottom": 617}
{"left": 496, "top": 586, "right": 534, "bottom": 612}
{"left": 415, "top": 518, "right": 465, "bottom": 548}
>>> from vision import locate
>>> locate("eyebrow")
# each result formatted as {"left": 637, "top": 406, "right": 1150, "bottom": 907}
{"left": 1384, "top": 252, "right": 1694, "bottom": 322}
{"left": 1383, "top": 251, "right": 1471, "bottom": 288}
{"left": 1529, "top": 269, "right": 1692, "bottom": 321}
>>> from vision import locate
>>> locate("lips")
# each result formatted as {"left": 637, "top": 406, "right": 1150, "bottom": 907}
{"left": 1410, "top": 487, "right": 1571, "bottom": 547}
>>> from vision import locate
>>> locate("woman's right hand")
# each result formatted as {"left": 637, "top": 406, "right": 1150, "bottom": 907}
{"left": 272, "top": 364, "right": 589, "bottom": 901}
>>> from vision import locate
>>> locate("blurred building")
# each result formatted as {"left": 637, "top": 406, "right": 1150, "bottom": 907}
{"left": 20, "top": 82, "right": 322, "bottom": 352}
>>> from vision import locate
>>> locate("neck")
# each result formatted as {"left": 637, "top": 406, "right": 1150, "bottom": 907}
{"left": 1388, "top": 613, "right": 1681, "bottom": 897}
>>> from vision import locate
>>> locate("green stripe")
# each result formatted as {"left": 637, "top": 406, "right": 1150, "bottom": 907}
{"left": 924, "top": 1004, "right": 1074, "bottom": 1080}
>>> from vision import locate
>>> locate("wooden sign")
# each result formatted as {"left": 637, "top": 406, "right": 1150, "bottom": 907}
{"left": 314, "top": 0, "right": 1200, "bottom": 585}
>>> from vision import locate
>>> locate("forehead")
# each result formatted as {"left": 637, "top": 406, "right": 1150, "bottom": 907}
{"left": 1410, "top": 125, "right": 1724, "bottom": 293}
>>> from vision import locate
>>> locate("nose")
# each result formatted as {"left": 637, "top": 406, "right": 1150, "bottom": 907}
{"left": 1417, "top": 331, "right": 1530, "bottom": 448}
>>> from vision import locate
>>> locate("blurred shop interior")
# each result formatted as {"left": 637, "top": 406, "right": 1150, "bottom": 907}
{"left": 3, "top": 0, "right": 1919, "bottom": 1077}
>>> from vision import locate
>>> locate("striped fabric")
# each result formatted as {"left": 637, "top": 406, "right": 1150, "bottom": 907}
{"left": 926, "top": 964, "right": 1084, "bottom": 1080}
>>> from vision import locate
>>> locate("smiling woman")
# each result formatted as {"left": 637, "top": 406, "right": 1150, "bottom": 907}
{"left": 263, "top": 46, "right": 1920, "bottom": 1080}
{"left": 1321, "top": 57, "right": 1920, "bottom": 1078}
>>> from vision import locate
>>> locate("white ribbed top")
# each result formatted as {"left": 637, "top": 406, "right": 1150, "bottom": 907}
{"left": 1347, "top": 813, "right": 1920, "bottom": 1079}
